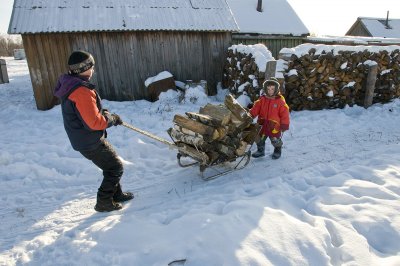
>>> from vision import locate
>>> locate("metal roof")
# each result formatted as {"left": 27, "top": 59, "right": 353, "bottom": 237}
{"left": 8, "top": 0, "right": 239, "bottom": 34}
{"left": 227, "top": 0, "right": 309, "bottom": 36}
{"left": 360, "top": 17, "right": 400, "bottom": 38}
{"left": 346, "top": 17, "right": 400, "bottom": 38}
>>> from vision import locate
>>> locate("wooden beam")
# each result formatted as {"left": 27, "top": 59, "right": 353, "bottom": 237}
{"left": 364, "top": 64, "right": 378, "bottom": 108}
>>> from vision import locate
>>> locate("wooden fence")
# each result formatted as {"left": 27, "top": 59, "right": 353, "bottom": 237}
{"left": 232, "top": 34, "right": 305, "bottom": 59}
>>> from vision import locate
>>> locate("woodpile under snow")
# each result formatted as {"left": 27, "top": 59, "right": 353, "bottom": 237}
{"left": 281, "top": 44, "right": 400, "bottom": 111}
{"left": 222, "top": 44, "right": 275, "bottom": 103}
{"left": 168, "top": 94, "right": 259, "bottom": 166}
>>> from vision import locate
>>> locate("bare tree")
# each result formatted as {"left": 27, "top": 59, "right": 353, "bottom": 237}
{"left": 0, "top": 34, "right": 23, "bottom": 57}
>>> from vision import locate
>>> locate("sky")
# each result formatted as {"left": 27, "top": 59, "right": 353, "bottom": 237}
{"left": 1, "top": 43, "right": 400, "bottom": 265}
{"left": 1, "top": 0, "right": 400, "bottom": 36}
{"left": 287, "top": 0, "right": 400, "bottom": 36}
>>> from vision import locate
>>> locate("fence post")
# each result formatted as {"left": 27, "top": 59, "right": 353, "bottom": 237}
{"left": 0, "top": 59, "right": 9, "bottom": 84}
{"left": 265, "top": 60, "right": 277, "bottom": 80}
{"left": 364, "top": 64, "right": 378, "bottom": 108}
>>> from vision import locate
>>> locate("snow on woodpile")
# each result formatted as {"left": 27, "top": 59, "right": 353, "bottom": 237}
{"left": 222, "top": 44, "right": 275, "bottom": 104}
{"left": 280, "top": 44, "right": 400, "bottom": 110}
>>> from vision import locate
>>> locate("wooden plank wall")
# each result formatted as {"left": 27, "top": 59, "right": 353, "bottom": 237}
{"left": 346, "top": 23, "right": 370, "bottom": 37}
{"left": 23, "top": 31, "right": 232, "bottom": 110}
{"left": 231, "top": 35, "right": 305, "bottom": 59}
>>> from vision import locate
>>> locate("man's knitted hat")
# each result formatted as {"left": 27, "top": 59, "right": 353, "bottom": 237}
{"left": 68, "top": 50, "right": 95, "bottom": 75}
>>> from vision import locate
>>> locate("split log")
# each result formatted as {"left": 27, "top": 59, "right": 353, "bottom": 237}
{"left": 199, "top": 104, "right": 231, "bottom": 126}
{"left": 185, "top": 112, "right": 223, "bottom": 127}
{"left": 215, "top": 143, "right": 236, "bottom": 158}
{"left": 174, "top": 125, "right": 203, "bottom": 139}
{"left": 173, "top": 114, "right": 219, "bottom": 141}
{"left": 224, "top": 94, "right": 253, "bottom": 127}
{"left": 176, "top": 143, "right": 209, "bottom": 165}
{"left": 168, "top": 128, "right": 213, "bottom": 151}
{"left": 242, "top": 123, "right": 261, "bottom": 144}
{"left": 235, "top": 141, "right": 248, "bottom": 156}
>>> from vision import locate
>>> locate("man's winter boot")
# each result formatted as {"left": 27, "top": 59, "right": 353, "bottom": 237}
{"left": 94, "top": 197, "right": 123, "bottom": 212}
{"left": 113, "top": 184, "right": 134, "bottom": 202}
{"left": 272, "top": 147, "right": 282, "bottom": 159}
{"left": 252, "top": 140, "right": 266, "bottom": 158}
{"left": 113, "top": 191, "right": 134, "bottom": 202}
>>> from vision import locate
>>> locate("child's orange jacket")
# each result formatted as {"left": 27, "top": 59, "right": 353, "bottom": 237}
{"left": 250, "top": 94, "right": 290, "bottom": 138}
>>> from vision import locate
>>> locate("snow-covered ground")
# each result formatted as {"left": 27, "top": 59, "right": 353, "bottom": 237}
{"left": 0, "top": 58, "right": 399, "bottom": 266}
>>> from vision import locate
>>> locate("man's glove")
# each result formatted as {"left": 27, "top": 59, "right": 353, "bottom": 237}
{"left": 257, "top": 117, "right": 265, "bottom": 125}
{"left": 111, "top": 113, "right": 123, "bottom": 126}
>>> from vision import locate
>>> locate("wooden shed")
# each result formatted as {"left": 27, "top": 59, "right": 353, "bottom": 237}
{"left": 346, "top": 15, "right": 400, "bottom": 38}
{"left": 8, "top": 0, "right": 239, "bottom": 110}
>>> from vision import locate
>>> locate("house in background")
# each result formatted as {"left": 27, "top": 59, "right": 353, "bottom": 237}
{"left": 346, "top": 15, "right": 400, "bottom": 38}
{"left": 227, "top": 0, "right": 309, "bottom": 58}
{"left": 8, "top": 0, "right": 238, "bottom": 110}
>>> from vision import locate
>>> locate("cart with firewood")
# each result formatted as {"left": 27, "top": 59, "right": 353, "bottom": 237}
{"left": 122, "top": 94, "right": 260, "bottom": 180}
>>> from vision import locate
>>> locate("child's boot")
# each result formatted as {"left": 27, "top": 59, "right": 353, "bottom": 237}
{"left": 272, "top": 146, "right": 282, "bottom": 159}
{"left": 271, "top": 137, "right": 283, "bottom": 159}
{"left": 252, "top": 138, "right": 266, "bottom": 158}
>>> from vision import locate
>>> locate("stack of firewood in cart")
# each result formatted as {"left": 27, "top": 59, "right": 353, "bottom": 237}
{"left": 168, "top": 95, "right": 260, "bottom": 166}
{"left": 283, "top": 47, "right": 400, "bottom": 111}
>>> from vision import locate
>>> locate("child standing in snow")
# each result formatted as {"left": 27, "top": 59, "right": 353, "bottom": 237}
{"left": 250, "top": 78, "right": 290, "bottom": 159}
{"left": 54, "top": 50, "right": 133, "bottom": 212}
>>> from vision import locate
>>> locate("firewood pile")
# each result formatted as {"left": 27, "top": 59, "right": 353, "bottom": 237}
{"left": 168, "top": 94, "right": 259, "bottom": 166}
{"left": 222, "top": 44, "right": 272, "bottom": 103}
{"left": 282, "top": 46, "right": 400, "bottom": 111}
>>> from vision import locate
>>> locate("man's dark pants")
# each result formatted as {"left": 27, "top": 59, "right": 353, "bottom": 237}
{"left": 80, "top": 139, "right": 123, "bottom": 201}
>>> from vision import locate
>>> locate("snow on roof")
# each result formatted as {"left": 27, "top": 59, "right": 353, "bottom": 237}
{"left": 360, "top": 17, "right": 400, "bottom": 38}
{"left": 226, "top": 0, "right": 309, "bottom": 36}
{"left": 348, "top": 17, "right": 400, "bottom": 38}
{"left": 8, "top": 0, "right": 239, "bottom": 34}
{"left": 307, "top": 35, "right": 400, "bottom": 45}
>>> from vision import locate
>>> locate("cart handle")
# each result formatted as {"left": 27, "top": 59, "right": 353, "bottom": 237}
{"left": 121, "top": 122, "right": 176, "bottom": 148}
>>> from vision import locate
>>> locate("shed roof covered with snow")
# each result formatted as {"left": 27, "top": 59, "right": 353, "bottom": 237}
{"left": 8, "top": 0, "right": 239, "bottom": 34}
{"left": 346, "top": 17, "right": 400, "bottom": 38}
{"left": 226, "top": 0, "right": 309, "bottom": 36}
